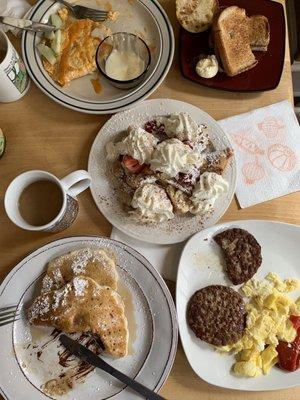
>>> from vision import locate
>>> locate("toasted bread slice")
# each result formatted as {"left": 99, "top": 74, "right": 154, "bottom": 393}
{"left": 210, "top": 14, "right": 270, "bottom": 52}
{"left": 213, "top": 6, "right": 258, "bottom": 76}
{"left": 249, "top": 15, "right": 270, "bottom": 51}
{"left": 176, "top": 0, "right": 219, "bottom": 33}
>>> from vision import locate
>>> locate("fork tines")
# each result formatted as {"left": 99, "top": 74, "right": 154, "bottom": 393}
{"left": 75, "top": 5, "right": 108, "bottom": 21}
{"left": 0, "top": 305, "right": 20, "bottom": 327}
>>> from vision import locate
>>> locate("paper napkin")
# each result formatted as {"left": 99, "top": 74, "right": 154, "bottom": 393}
{"left": 219, "top": 100, "right": 300, "bottom": 208}
{"left": 110, "top": 228, "right": 183, "bottom": 281}
{"left": 0, "top": 0, "right": 30, "bottom": 35}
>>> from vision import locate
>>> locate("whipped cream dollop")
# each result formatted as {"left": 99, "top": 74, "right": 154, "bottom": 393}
{"left": 106, "top": 127, "right": 158, "bottom": 164}
{"left": 150, "top": 139, "right": 203, "bottom": 178}
{"left": 130, "top": 183, "right": 174, "bottom": 222}
{"left": 190, "top": 172, "right": 229, "bottom": 214}
{"left": 155, "top": 112, "right": 207, "bottom": 144}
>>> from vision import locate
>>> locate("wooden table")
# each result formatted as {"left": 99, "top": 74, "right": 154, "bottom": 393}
{"left": 0, "top": 0, "right": 298, "bottom": 399}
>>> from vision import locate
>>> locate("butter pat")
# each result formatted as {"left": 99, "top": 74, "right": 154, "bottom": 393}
{"left": 196, "top": 55, "right": 218, "bottom": 79}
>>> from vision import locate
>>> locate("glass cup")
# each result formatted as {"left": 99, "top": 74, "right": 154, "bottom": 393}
{"left": 96, "top": 32, "right": 151, "bottom": 90}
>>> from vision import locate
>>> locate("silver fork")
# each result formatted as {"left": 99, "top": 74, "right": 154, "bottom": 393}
{"left": 55, "top": 0, "right": 108, "bottom": 22}
{"left": 0, "top": 305, "right": 20, "bottom": 327}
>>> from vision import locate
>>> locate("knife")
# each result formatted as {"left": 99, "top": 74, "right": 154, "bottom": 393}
{"left": 0, "top": 16, "right": 55, "bottom": 33}
{"left": 60, "top": 334, "right": 167, "bottom": 400}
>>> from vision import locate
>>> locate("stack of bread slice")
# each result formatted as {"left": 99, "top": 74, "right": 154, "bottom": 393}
{"left": 212, "top": 6, "right": 270, "bottom": 76}
{"left": 28, "top": 248, "right": 129, "bottom": 358}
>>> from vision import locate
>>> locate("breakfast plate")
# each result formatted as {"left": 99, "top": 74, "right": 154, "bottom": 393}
{"left": 177, "top": 220, "right": 300, "bottom": 391}
{"left": 0, "top": 236, "right": 178, "bottom": 400}
{"left": 180, "top": 0, "right": 285, "bottom": 92}
{"left": 88, "top": 98, "right": 237, "bottom": 244}
{"left": 22, "top": 0, "right": 174, "bottom": 114}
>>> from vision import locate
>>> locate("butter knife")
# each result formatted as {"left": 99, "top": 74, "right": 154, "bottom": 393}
{"left": 60, "top": 334, "right": 167, "bottom": 400}
{"left": 0, "top": 16, "right": 55, "bottom": 33}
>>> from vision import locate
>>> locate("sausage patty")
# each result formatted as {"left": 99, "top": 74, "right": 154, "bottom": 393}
{"left": 213, "top": 228, "right": 262, "bottom": 285}
{"left": 187, "top": 285, "right": 246, "bottom": 346}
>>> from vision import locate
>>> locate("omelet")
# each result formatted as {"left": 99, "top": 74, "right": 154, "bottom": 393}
{"left": 43, "top": 8, "right": 111, "bottom": 86}
{"left": 218, "top": 273, "right": 300, "bottom": 378}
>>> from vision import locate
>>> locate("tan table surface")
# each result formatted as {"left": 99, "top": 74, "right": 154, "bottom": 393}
{"left": 0, "top": 0, "right": 298, "bottom": 399}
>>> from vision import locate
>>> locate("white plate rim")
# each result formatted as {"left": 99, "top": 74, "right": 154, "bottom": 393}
{"left": 21, "top": 0, "right": 175, "bottom": 114}
{"left": 87, "top": 98, "right": 237, "bottom": 244}
{"left": 0, "top": 235, "right": 178, "bottom": 400}
{"left": 176, "top": 219, "right": 300, "bottom": 392}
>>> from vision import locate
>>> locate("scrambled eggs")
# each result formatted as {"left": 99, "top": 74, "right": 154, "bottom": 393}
{"left": 218, "top": 273, "right": 300, "bottom": 377}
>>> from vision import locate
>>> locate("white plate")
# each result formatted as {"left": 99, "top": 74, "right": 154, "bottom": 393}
{"left": 176, "top": 220, "right": 300, "bottom": 391}
{"left": 0, "top": 236, "right": 178, "bottom": 400}
{"left": 88, "top": 99, "right": 237, "bottom": 244}
{"left": 21, "top": 0, "right": 174, "bottom": 114}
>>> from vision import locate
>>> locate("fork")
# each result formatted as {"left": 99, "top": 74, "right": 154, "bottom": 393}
{"left": 55, "top": 0, "right": 109, "bottom": 22}
{"left": 0, "top": 305, "right": 20, "bottom": 327}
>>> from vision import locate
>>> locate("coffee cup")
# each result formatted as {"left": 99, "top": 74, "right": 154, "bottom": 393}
{"left": 0, "top": 29, "right": 30, "bottom": 102}
{"left": 4, "top": 170, "right": 91, "bottom": 233}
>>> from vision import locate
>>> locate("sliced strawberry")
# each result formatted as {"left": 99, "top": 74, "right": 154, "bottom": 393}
{"left": 122, "top": 155, "right": 145, "bottom": 174}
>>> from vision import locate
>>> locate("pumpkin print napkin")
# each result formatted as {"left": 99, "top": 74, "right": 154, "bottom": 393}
{"left": 218, "top": 100, "right": 300, "bottom": 208}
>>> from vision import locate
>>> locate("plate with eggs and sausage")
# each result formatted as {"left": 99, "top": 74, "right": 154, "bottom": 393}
{"left": 177, "top": 220, "right": 300, "bottom": 391}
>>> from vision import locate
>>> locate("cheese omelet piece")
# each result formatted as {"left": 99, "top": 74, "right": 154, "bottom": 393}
{"left": 43, "top": 8, "right": 111, "bottom": 87}
{"left": 218, "top": 273, "right": 300, "bottom": 378}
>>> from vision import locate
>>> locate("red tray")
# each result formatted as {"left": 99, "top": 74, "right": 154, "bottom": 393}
{"left": 179, "top": 0, "right": 285, "bottom": 92}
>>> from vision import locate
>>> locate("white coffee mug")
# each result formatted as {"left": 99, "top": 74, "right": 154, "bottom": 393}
{"left": 4, "top": 170, "right": 91, "bottom": 232}
{"left": 0, "top": 29, "right": 30, "bottom": 102}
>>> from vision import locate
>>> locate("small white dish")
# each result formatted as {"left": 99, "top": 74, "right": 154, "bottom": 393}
{"left": 0, "top": 236, "right": 178, "bottom": 400}
{"left": 176, "top": 220, "right": 300, "bottom": 391}
{"left": 88, "top": 98, "right": 237, "bottom": 244}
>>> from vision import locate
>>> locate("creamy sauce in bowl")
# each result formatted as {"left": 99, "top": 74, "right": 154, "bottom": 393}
{"left": 105, "top": 49, "right": 145, "bottom": 81}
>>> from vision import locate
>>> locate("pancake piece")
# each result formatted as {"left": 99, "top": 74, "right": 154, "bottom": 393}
{"left": 214, "top": 228, "right": 262, "bottom": 285}
{"left": 28, "top": 276, "right": 128, "bottom": 358}
{"left": 187, "top": 285, "right": 246, "bottom": 346}
{"left": 41, "top": 248, "right": 118, "bottom": 293}
{"left": 201, "top": 148, "right": 233, "bottom": 175}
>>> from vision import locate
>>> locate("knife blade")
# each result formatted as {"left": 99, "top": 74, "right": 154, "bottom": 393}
{"left": 0, "top": 16, "right": 55, "bottom": 33}
{"left": 60, "top": 334, "right": 167, "bottom": 400}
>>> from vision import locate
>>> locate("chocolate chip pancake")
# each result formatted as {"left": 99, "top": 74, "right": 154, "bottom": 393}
{"left": 28, "top": 276, "right": 128, "bottom": 358}
{"left": 187, "top": 285, "right": 246, "bottom": 346}
{"left": 214, "top": 228, "right": 262, "bottom": 285}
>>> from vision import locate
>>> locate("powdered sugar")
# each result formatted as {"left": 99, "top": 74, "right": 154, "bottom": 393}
{"left": 28, "top": 297, "right": 50, "bottom": 321}
{"left": 52, "top": 284, "right": 71, "bottom": 310}
{"left": 73, "top": 277, "right": 88, "bottom": 297}
{"left": 42, "top": 275, "right": 54, "bottom": 292}
{"left": 71, "top": 249, "right": 93, "bottom": 274}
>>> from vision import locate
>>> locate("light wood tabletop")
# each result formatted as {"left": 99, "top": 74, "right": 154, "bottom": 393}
{"left": 0, "top": 0, "right": 299, "bottom": 399}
